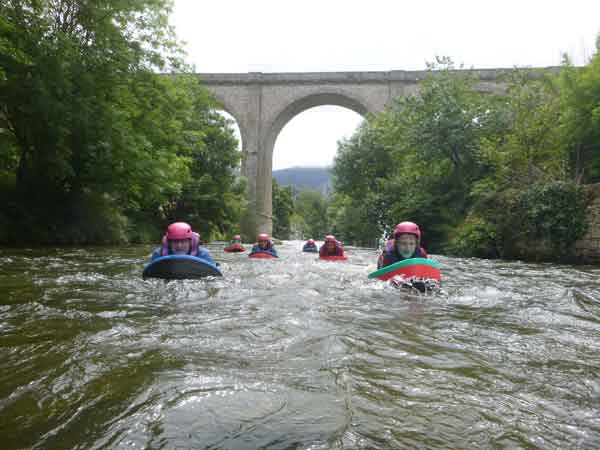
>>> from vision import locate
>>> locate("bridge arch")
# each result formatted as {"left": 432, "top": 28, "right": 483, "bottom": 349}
{"left": 207, "top": 91, "right": 250, "bottom": 169}
{"left": 248, "top": 93, "right": 371, "bottom": 236}
{"left": 263, "top": 92, "right": 370, "bottom": 164}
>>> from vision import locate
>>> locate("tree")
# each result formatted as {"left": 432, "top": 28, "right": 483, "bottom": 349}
{"left": 331, "top": 58, "right": 501, "bottom": 248}
{"left": 327, "top": 193, "right": 380, "bottom": 246}
{"left": 272, "top": 178, "right": 293, "bottom": 239}
{"left": 328, "top": 56, "right": 589, "bottom": 258}
{"left": 293, "top": 190, "right": 329, "bottom": 239}
{"left": 332, "top": 115, "right": 396, "bottom": 242}
{"left": 0, "top": 1, "right": 243, "bottom": 243}
{"left": 557, "top": 41, "right": 600, "bottom": 184}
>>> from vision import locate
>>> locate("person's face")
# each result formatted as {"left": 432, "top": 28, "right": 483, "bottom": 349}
{"left": 170, "top": 239, "right": 191, "bottom": 255}
{"left": 396, "top": 234, "right": 417, "bottom": 258}
{"left": 326, "top": 241, "right": 335, "bottom": 251}
{"left": 258, "top": 240, "right": 268, "bottom": 249}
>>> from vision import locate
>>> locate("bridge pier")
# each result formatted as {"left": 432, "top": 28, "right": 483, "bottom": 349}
{"left": 240, "top": 142, "right": 273, "bottom": 239}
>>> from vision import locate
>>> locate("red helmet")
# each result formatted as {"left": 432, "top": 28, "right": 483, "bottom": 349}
{"left": 258, "top": 233, "right": 269, "bottom": 241}
{"left": 325, "top": 235, "right": 336, "bottom": 243}
{"left": 233, "top": 235, "right": 241, "bottom": 240}
{"left": 166, "top": 222, "right": 193, "bottom": 240}
{"left": 393, "top": 221, "right": 421, "bottom": 240}
{"left": 307, "top": 239, "right": 315, "bottom": 244}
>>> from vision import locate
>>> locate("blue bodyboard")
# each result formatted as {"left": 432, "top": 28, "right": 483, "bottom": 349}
{"left": 143, "top": 254, "right": 222, "bottom": 279}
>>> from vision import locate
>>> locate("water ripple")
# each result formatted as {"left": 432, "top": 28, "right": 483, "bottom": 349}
{"left": 1, "top": 243, "right": 600, "bottom": 449}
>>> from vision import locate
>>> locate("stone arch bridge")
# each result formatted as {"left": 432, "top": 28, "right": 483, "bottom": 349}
{"left": 197, "top": 69, "right": 528, "bottom": 238}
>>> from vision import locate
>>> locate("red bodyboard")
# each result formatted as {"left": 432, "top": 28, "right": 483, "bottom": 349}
{"left": 224, "top": 244, "right": 246, "bottom": 252}
{"left": 377, "top": 263, "right": 441, "bottom": 282}
{"left": 249, "top": 252, "right": 276, "bottom": 259}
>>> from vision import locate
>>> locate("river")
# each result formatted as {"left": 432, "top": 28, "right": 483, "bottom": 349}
{"left": 1, "top": 242, "right": 599, "bottom": 449}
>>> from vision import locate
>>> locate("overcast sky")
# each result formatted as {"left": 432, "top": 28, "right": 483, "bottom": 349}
{"left": 171, "top": 0, "right": 600, "bottom": 170}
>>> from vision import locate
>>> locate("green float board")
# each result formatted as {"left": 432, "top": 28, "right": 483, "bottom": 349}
{"left": 368, "top": 257, "right": 440, "bottom": 279}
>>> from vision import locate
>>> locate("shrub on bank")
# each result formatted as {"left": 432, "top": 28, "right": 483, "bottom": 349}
{"left": 449, "top": 181, "right": 587, "bottom": 261}
{"left": 447, "top": 214, "right": 500, "bottom": 258}
{"left": 514, "top": 181, "right": 587, "bottom": 259}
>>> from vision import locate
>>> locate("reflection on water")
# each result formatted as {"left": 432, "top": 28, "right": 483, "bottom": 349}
{"left": 1, "top": 243, "right": 600, "bottom": 449}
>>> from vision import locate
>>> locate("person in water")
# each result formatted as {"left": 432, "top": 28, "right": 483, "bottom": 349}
{"left": 230, "top": 234, "right": 242, "bottom": 245}
{"left": 302, "top": 238, "right": 318, "bottom": 252}
{"left": 151, "top": 222, "right": 215, "bottom": 264}
{"left": 249, "top": 233, "right": 278, "bottom": 257}
{"left": 319, "top": 235, "right": 345, "bottom": 257}
{"left": 377, "top": 221, "right": 427, "bottom": 269}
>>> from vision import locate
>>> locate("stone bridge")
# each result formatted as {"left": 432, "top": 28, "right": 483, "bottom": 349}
{"left": 197, "top": 69, "right": 537, "bottom": 238}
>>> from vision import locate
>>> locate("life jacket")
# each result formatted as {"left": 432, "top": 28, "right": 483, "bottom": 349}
{"left": 319, "top": 241, "right": 344, "bottom": 257}
{"left": 160, "top": 232, "right": 201, "bottom": 256}
{"left": 250, "top": 241, "right": 277, "bottom": 256}
{"left": 378, "top": 239, "right": 427, "bottom": 268}
{"left": 252, "top": 240, "right": 272, "bottom": 251}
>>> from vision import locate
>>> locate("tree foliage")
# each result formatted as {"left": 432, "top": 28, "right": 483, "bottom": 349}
{"left": 330, "top": 51, "right": 598, "bottom": 260}
{"left": 292, "top": 189, "right": 330, "bottom": 240}
{"left": 272, "top": 178, "right": 293, "bottom": 239}
{"left": 0, "top": 0, "right": 244, "bottom": 244}
{"left": 558, "top": 42, "right": 600, "bottom": 183}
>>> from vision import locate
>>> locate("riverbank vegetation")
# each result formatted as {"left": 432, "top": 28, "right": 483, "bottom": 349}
{"left": 0, "top": 0, "right": 245, "bottom": 244}
{"left": 324, "top": 48, "right": 600, "bottom": 261}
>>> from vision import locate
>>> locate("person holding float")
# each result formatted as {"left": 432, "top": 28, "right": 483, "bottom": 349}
{"left": 151, "top": 222, "right": 214, "bottom": 262}
{"left": 319, "top": 235, "right": 346, "bottom": 259}
{"left": 249, "top": 233, "right": 278, "bottom": 258}
{"left": 144, "top": 222, "right": 221, "bottom": 279}
{"left": 224, "top": 234, "right": 246, "bottom": 252}
{"left": 369, "top": 221, "right": 440, "bottom": 292}
{"left": 377, "top": 221, "right": 427, "bottom": 269}
{"left": 302, "top": 239, "right": 318, "bottom": 253}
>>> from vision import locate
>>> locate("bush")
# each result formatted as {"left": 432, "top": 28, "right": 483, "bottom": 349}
{"left": 516, "top": 181, "right": 587, "bottom": 256}
{"left": 447, "top": 214, "right": 500, "bottom": 258}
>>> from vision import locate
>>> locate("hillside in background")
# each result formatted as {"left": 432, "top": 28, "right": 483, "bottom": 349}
{"left": 273, "top": 166, "right": 332, "bottom": 195}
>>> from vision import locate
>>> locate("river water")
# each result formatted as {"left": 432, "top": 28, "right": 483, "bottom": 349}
{"left": 1, "top": 242, "right": 600, "bottom": 449}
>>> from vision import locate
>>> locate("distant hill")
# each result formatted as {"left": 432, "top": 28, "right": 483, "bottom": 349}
{"left": 273, "top": 166, "right": 332, "bottom": 195}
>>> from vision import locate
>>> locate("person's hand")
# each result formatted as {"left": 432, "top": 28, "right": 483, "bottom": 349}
{"left": 390, "top": 274, "right": 410, "bottom": 288}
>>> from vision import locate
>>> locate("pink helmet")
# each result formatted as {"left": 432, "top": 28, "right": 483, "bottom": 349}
{"left": 393, "top": 221, "right": 421, "bottom": 240}
{"left": 307, "top": 239, "right": 315, "bottom": 244}
{"left": 258, "top": 233, "right": 269, "bottom": 241}
{"left": 166, "top": 222, "right": 193, "bottom": 240}
{"left": 325, "top": 235, "right": 336, "bottom": 243}
{"left": 233, "top": 234, "right": 241, "bottom": 240}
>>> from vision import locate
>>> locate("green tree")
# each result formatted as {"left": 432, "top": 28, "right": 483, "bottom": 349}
{"left": 293, "top": 189, "right": 329, "bottom": 239}
{"left": 332, "top": 115, "right": 397, "bottom": 242}
{"left": 0, "top": 1, "right": 243, "bottom": 244}
{"left": 164, "top": 104, "right": 244, "bottom": 241}
{"left": 327, "top": 193, "right": 379, "bottom": 246}
{"left": 272, "top": 178, "right": 293, "bottom": 239}
{"left": 332, "top": 58, "right": 501, "bottom": 248}
{"left": 557, "top": 40, "right": 600, "bottom": 183}
{"left": 329, "top": 55, "right": 591, "bottom": 260}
